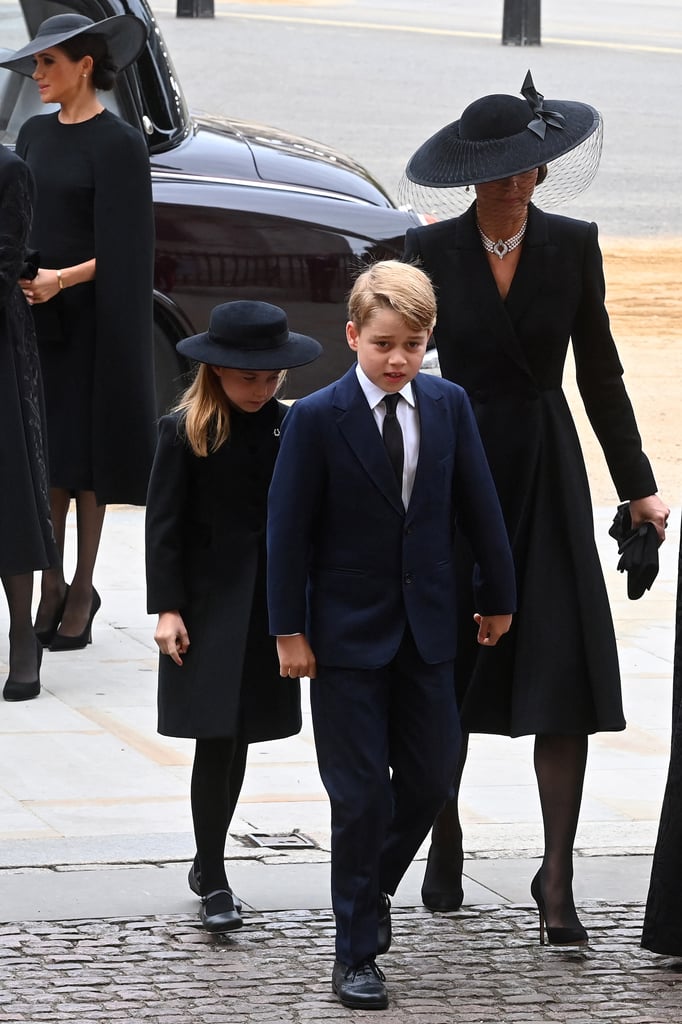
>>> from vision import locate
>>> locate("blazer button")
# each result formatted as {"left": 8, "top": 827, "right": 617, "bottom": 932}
{"left": 404, "top": 525, "right": 413, "bottom": 535}
{"left": 403, "top": 572, "right": 414, "bottom": 585}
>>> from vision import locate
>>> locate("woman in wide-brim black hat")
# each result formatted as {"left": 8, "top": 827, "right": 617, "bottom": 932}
{"left": 0, "top": 14, "right": 155, "bottom": 654}
{"left": 146, "top": 301, "right": 321, "bottom": 932}
{"left": 401, "top": 73, "right": 669, "bottom": 944}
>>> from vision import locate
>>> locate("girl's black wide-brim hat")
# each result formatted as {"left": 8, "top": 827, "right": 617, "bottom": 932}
{"left": 398, "top": 72, "right": 603, "bottom": 217}
{"left": 0, "top": 14, "right": 147, "bottom": 78}
{"left": 176, "top": 301, "right": 323, "bottom": 370}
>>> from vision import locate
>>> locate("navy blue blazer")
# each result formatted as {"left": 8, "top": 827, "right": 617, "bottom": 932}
{"left": 267, "top": 367, "right": 516, "bottom": 669}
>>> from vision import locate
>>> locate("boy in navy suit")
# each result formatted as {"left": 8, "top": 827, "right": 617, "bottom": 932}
{"left": 267, "top": 261, "right": 515, "bottom": 1010}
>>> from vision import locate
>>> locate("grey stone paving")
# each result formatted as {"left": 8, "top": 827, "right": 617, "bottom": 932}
{"left": 1, "top": 903, "right": 681, "bottom": 1023}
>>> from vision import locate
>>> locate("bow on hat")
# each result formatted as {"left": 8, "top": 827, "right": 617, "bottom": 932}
{"left": 521, "top": 70, "right": 566, "bottom": 139}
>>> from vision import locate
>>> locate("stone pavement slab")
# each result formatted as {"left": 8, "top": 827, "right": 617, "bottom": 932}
{"left": 1, "top": 903, "right": 681, "bottom": 1024}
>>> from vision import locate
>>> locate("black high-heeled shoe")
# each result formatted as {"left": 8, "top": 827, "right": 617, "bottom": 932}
{"left": 530, "top": 870, "right": 588, "bottom": 947}
{"left": 421, "top": 840, "right": 464, "bottom": 912}
{"left": 3, "top": 639, "right": 42, "bottom": 702}
{"left": 34, "top": 585, "right": 69, "bottom": 647}
{"left": 50, "top": 588, "right": 101, "bottom": 652}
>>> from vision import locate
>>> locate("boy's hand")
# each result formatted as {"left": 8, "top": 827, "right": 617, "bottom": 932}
{"left": 474, "top": 613, "right": 512, "bottom": 646}
{"left": 155, "top": 611, "right": 190, "bottom": 666}
{"left": 277, "top": 634, "right": 317, "bottom": 679}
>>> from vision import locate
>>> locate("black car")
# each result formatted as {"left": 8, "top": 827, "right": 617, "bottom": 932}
{"left": 0, "top": 0, "right": 425, "bottom": 409}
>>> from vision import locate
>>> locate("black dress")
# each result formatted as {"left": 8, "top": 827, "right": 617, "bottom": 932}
{"left": 16, "top": 110, "right": 156, "bottom": 505}
{"left": 641, "top": 521, "right": 682, "bottom": 955}
{"left": 405, "top": 204, "right": 656, "bottom": 738}
{"left": 146, "top": 400, "right": 301, "bottom": 742}
{"left": 0, "top": 145, "right": 57, "bottom": 576}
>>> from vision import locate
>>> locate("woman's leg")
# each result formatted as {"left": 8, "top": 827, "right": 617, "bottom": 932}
{"left": 533, "top": 733, "right": 588, "bottom": 929}
{"left": 421, "top": 733, "right": 470, "bottom": 910}
{"left": 34, "top": 487, "right": 70, "bottom": 635}
{"left": 2, "top": 572, "right": 40, "bottom": 684}
{"left": 191, "top": 735, "right": 248, "bottom": 894}
{"left": 56, "top": 491, "right": 105, "bottom": 638}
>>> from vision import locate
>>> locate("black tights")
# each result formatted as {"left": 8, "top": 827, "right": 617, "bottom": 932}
{"left": 2, "top": 572, "right": 39, "bottom": 683}
{"left": 427, "top": 732, "right": 588, "bottom": 927}
{"left": 191, "top": 735, "right": 249, "bottom": 895}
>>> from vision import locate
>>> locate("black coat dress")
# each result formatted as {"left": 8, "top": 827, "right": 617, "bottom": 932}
{"left": 0, "top": 146, "right": 57, "bottom": 576}
{"left": 641, "top": 519, "right": 682, "bottom": 954}
{"left": 405, "top": 203, "right": 656, "bottom": 737}
{"left": 145, "top": 400, "right": 301, "bottom": 742}
{"left": 16, "top": 111, "right": 156, "bottom": 505}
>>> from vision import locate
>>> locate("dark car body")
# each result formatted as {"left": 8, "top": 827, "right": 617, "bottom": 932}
{"left": 0, "top": 0, "right": 422, "bottom": 407}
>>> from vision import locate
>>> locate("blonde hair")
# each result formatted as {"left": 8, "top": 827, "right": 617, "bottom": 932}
{"left": 174, "top": 364, "right": 286, "bottom": 457}
{"left": 348, "top": 260, "right": 437, "bottom": 332}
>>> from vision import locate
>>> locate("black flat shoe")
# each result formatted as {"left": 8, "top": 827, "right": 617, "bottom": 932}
{"left": 199, "top": 889, "right": 243, "bottom": 933}
{"left": 421, "top": 843, "right": 464, "bottom": 912}
{"left": 34, "top": 585, "right": 69, "bottom": 647}
{"left": 50, "top": 588, "right": 101, "bottom": 652}
{"left": 377, "top": 892, "right": 392, "bottom": 955}
{"left": 530, "top": 869, "right": 588, "bottom": 947}
{"left": 332, "top": 959, "right": 388, "bottom": 1010}
{"left": 188, "top": 862, "right": 242, "bottom": 913}
{"left": 3, "top": 640, "right": 42, "bottom": 702}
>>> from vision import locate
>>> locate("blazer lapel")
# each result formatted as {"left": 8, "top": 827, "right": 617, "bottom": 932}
{"left": 333, "top": 369, "right": 405, "bottom": 515}
{"left": 408, "top": 375, "right": 448, "bottom": 513}
{"left": 505, "top": 204, "right": 558, "bottom": 327}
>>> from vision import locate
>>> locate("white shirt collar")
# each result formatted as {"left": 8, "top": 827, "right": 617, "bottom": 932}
{"left": 355, "top": 363, "right": 416, "bottom": 410}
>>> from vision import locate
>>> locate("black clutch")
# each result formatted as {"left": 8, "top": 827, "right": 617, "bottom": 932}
{"left": 608, "top": 501, "right": 660, "bottom": 600}
{"left": 20, "top": 249, "right": 40, "bottom": 280}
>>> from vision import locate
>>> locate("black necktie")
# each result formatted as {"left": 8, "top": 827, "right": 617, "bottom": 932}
{"left": 382, "top": 393, "right": 404, "bottom": 489}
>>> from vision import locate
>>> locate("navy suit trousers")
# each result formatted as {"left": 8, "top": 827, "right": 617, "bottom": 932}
{"left": 310, "top": 628, "right": 461, "bottom": 966}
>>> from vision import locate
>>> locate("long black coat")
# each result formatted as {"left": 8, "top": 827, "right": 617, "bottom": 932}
{"left": 16, "top": 111, "right": 156, "bottom": 505}
{"left": 0, "top": 146, "right": 57, "bottom": 575}
{"left": 405, "top": 203, "right": 656, "bottom": 737}
{"left": 145, "top": 400, "right": 301, "bottom": 741}
{"left": 641, "top": 517, "right": 682, "bottom": 954}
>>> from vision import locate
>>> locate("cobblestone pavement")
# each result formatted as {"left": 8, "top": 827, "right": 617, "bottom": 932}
{"left": 1, "top": 903, "right": 681, "bottom": 1023}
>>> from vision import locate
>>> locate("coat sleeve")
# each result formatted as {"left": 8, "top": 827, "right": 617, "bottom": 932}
{"left": 572, "top": 222, "right": 657, "bottom": 500}
{"left": 0, "top": 153, "right": 33, "bottom": 309}
{"left": 145, "top": 415, "right": 190, "bottom": 614}
{"left": 91, "top": 116, "right": 156, "bottom": 505}
{"left": 267, "top": 398, "right": 327, "bottom": 636}
{"left": 451, "top": 390, "right": 517, "bottom": 615}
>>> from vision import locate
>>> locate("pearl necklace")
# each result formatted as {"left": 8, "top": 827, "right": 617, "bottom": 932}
{"left": 477, "top": 217, "right": 528, "bottom": 260}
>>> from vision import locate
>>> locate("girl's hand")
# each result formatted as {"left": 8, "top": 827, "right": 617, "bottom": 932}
{"left": 474, "top": 612, "right": 512, "bottom": 646}
{"left": 276, "top": 634, "right": 317, "bottom": 679}
{"left": 629, "top": 495, "right": 670, "bottom": 544}
{"left": 155, "top": 611, "right": 190, "bottom": 666}
{"left": 19, "top": 268, "right": 62, "bottom": 305}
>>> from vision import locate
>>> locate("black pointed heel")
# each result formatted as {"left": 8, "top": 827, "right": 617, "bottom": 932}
{"left": 34, "top": 584, "right": 69, "bottom": 647}
{"left": 3, "top": 639, "right": 42, "bottom": 702}
{"left": 50, "top": 588, "right": 101, "bottom": 652}
{"left": 530, "top": 870, "right": 588, "bottom": 947}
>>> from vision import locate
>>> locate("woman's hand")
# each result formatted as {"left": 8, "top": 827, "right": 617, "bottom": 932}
{"left": 474, "top": 612, "right": 513, "bottom": 646}
{"left": 276, "top": 634, "right": 317, "bottom": 679}
{"left": 155, "top": 611, "right": 190, "bottom": 666}
{"left": 629, "top": 494, "right": 670, "bottom": 543}
{"left": 19, "top": 268, "right": 61, "bottom": 305}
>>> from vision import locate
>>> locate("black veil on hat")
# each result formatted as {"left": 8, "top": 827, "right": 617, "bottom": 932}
{"left": 0, "top": 14, "right": 147, "bottom": 78}
{"left": 398, "top": 72, "right": 603, "bottom": 219}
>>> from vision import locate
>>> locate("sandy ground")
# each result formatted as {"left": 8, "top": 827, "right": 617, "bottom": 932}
{"left": 564, "top": 240, "right": 681, "bottom": 507}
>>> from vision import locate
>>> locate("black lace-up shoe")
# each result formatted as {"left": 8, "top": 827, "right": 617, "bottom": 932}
{"left": 332, "top": 958, "right": 388, "bottom": 1010}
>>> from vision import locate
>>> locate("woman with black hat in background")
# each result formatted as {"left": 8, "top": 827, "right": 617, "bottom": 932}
{"left": 145, "top": 300, "right": 321, "bottom": 933}
{"left": 0, "top": 15, "right": 155, "bottom": 652}
{"left": 400, "top": 72, "right": 669, "bottom": 945}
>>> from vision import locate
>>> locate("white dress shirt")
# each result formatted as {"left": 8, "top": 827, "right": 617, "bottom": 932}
{"left": 355, "top": 364, "right": 420, "bottom": 508}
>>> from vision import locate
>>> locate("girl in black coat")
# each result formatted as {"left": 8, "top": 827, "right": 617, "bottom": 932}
{"left": 400, "top": 74, "right": 670, "bottom": 946}
{"left": 145, "top": 300, "right": 321, "bottom": 933}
